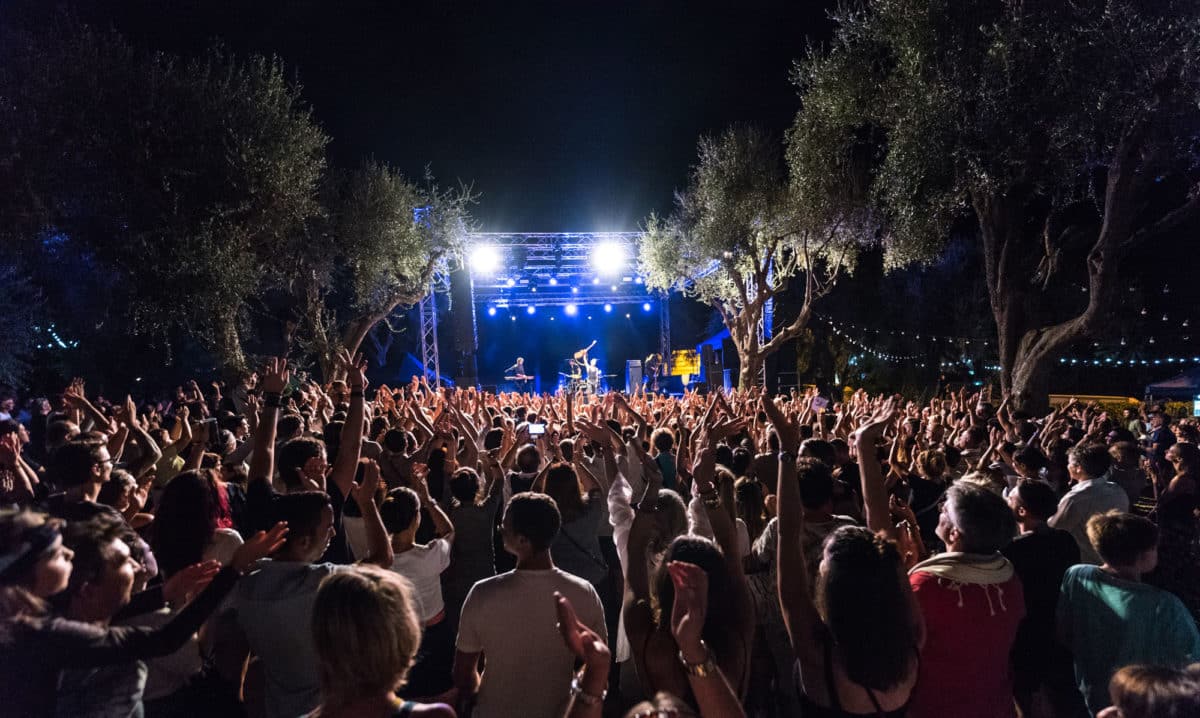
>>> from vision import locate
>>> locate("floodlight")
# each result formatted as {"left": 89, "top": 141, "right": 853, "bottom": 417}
{"left": 506, "top": 278, "right": 516, "bottom": 287}
{"left": 487, "top": 307, "right": 497, "bottom": 316}
{"left": 526, "top": 306, "right": 536, "bottom": 315}
{"left": 548, "top": 277, "right": 558, "bottom": 286}
{"left": 604, "top": 304, "right": 613, "bottom": 313}
{"left": 642, "top": 303, "right": 651, "bottom": 312}
{"left": 565, "top": 304, "right": 578, "bottom": 316}
{"left": 470, "top": 245, "right": 502, "bottom": 275}
{"left": 592, "top": 241, "right": 626, "bottom": 276}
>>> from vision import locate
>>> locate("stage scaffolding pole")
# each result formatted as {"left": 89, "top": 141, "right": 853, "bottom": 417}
{"left": 419, "top": 291, "right": 441, "bottom": 387}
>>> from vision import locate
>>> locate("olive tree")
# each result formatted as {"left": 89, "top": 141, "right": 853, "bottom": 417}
{"left": 640, "top": 124, "right": 874, "bottom": 387}
{"left": 789, "top": 0, "right": 1200, "bottom": 409}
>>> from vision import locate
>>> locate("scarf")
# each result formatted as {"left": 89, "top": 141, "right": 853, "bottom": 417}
{"left": 910, "top": 552, "right": 1015, "bottom": 614}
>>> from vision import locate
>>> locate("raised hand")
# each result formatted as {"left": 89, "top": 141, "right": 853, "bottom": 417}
{"left": 351, "top": 458, "right": 383, "bottom": 509}
{"left": 231, "top": 522, "right": 289, "bottom": 573}
{"left": 338, "top": 348, "right": 368, "bottom": 391}
{"left": 260, "top": 357, "right": 290, "bottom": 395}
{"left": 854, "top": 396, "right": 900, "bottom": 446}
{"left": 162, "top": 560, "right": 222, "bottom": 606}
{"left": 668, "top": 560, "right": 709, "bottom": 660}
{"left": 554, "top": 591, "right": 611, "bottom": 668}
{"left": 760, "top": 396, "right": 800, "bottom": 454}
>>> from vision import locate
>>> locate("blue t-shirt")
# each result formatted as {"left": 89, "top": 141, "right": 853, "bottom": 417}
{"left": 1057, "top": 564, "right": 1200, "bottom": 713}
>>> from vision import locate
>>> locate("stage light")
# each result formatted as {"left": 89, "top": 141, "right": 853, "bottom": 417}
{"left": 642, "top": 302, "right": 651, "bottom": 312}
{"left": 505, "top": 278, "right": 516, "bottom": 287}
{"left": 470, "top": 245, "right": 502, "bottom": 275}
{"left": 565, "top": 304, "right": 578, "bottom": 316}
{"left": 487, "top": 306, "right": 497, "bottom": 317}
{"left": 625, "top": 313, "right": 631, "bottom": 318}
{"left": 571, "top": 287, "right": 579, "bottom": 294}
{"left": 526, "top": 306, "right": 536, "bottom": 315}
{"left": 592, "top": 278, "right": 600, "bottom": 285}
{"left": 603, "top": 304, "right": 613, "bottom": 313}
{"left": 511, "top": 316, "right": 516, "bottom": 322}
{"left": 610, "top": 285, "right": 617, "bottom": 291}
{"left": 549, "top": 277, "right": 558, "bottom": 286}
{"left": 592, "top": 241, "right": 626, "bottom": 276}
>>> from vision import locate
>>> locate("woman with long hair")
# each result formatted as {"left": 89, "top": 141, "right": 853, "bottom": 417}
{"left": 151, "top": 469, "right": 243, "bottom": 579}
{"left": 441, "top": 461, "right": 502, "bottom": 630}
{"left": 541, "top": 456, "right": 607, "bottom": 590}
{"left": 624, "top": 428, "right": 754, "bottom": 709}
{"left": 1162, "top": 441, "right": 1200, "bottom": 502}
{"left": 765, "top": 396, "right": 923, "bottom": 717}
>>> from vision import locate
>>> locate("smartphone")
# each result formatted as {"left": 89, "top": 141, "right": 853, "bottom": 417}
{"left": 529, "top": 423, "right": 546, "bottom": 436}
{"left": 811, "top": 396, "right": 831, "bottom": 412}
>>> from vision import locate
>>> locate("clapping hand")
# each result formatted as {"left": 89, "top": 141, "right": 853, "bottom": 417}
{"left": 668, "top": 561, "right": 709, "bottom": 662}
{"left": 554, "top": 591, "right": 610, "bottom": 669}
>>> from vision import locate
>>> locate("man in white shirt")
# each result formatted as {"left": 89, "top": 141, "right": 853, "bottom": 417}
{"left": 454, "top": 492, "right": 607, "bottom": 718}
{"left": 1049, "top": 443, "right": 1129, "bottom": 564}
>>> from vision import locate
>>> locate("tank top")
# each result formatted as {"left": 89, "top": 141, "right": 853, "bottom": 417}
{"left": 794, "top": 640, "right": 910, "bottom": 718}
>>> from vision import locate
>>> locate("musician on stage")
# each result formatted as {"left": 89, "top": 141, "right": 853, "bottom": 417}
{"left": 505, "top": 357, "right": 531, "bottom": 391}
{"left": 586, "top": 357, "right": 601, "bottom": 394}
{"left": 644, "top": 352, "right": 664, "bottom": 392}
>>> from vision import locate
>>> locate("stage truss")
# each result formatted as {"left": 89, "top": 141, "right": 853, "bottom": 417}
{"left": 418, "top": 232, "right": 672, "bottom": 387}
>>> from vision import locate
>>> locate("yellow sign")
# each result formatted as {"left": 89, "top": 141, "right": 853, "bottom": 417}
{"left": 671, "top": 349, "right": 700, "bottom": 376}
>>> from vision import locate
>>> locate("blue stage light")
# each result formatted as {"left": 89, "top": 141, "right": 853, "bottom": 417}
{"left": 565, "top": 304, "right": 578, "bottom": 316}
{"left": 642, "top": 302, "right": 651, "bottom": 312}
{"left": 506, "top": 278, "right": 516, "bottom": 287}
{"left": 469, "top": 245, "right": 502, "bottom": 275}
{"left": 487, "top": 307, "right": 496, "bottom": 316}
{"left": 603, "top": 304, "right": 612, "bottom": 313}
{"left": 571, "top": 287, "right": 579, "bottom": 294}
{"left": 526, "top": 306, "right": 536, "bottom": 315}
{"left": 549, "top": 277, "right": 558, "bottom": 286}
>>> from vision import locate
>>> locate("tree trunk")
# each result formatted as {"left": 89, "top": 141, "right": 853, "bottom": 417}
{"left": 212, "top": 312, "right": 247, "bottom": 376}
{"left": 738, "top": 352, "right": 762, "bottom": 390}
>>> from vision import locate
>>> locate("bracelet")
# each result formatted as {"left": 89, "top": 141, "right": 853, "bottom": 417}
{"left": 263, "top": 392, "right": 283, "bottom": 409}
{"left": 702, "top": 496, "right": 722, "bottom": 510}
{"left": 569, "top": 673, "right": 606, "bottom": 705}
{"left": 349, "top": 390, "right": 365, "bottom": 398}
{"left": 678, "top": 641, "right": 718, "bottom": 677}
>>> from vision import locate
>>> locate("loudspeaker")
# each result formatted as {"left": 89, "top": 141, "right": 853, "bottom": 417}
{"left": 625, "top": 360, "right": 642, "bottom": 394}
{"left": 701, "top": 345, "right": 724, "bottom": 392}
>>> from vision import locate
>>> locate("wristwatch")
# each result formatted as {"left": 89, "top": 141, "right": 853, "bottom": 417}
{"left": 778, "top": 451, "right": 797, "bottom": 466}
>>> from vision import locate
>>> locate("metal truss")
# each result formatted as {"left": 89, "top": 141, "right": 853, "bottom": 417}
{"left": 419, "top": 291, "right": 440, "bottom": 386}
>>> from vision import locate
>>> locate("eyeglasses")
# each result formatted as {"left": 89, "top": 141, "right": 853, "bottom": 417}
{"left": 95, "top": 458, "right": 115, "bottom": 467}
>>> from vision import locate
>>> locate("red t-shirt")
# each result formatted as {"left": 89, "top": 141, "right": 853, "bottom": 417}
{"left": 908, "top": 570, "right": 1026, "bottom": 718}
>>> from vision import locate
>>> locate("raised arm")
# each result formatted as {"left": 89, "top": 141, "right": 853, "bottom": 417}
{"left": 853, "top": 398, "right": 900, "bottom": 539}
{"left": 248, "top": 358, "right": 288, "bottom": 486}
{"left": 352, "top": 459, "right": 394, "bottom": 567}
{"left": 329, "top": 350, "right": 368, "bottom": 498}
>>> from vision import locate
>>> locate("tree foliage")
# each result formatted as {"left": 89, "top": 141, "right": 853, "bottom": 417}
{"left": 0, "top": 18, "right": 328, "bottom": 373}
{"left": 790, "top": 0, "right": 1200, "bottom": 407}
{"left": 296, "top": 161, "right": 476, "bottom": 373}
{"left": 640, "top": 124, "right": 874, "bottom": 386}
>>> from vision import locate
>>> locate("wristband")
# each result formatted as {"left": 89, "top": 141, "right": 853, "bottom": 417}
{"left": 569, "top": 673, "right": 606, "bottom": 705}
{"left": 678, "top": 641, "right": 718, "bottom": 677}
{"left": 263, "top": 392, "right": 283, "bottom": 409}
{"left": 350, "top": 389, "right": 365, "bottom": 398}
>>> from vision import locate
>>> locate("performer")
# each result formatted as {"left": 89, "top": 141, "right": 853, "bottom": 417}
{"left": 586, "top": 358, "right": 601, "bottom": 395}
{"left": 644, "top": 352, "right": 664, "bottom": 393}
{"left": 504, "top": 357, "right": 531, "bottom": 390}
{"left": 573, "top": 340, "right": 597, "bottom": 367}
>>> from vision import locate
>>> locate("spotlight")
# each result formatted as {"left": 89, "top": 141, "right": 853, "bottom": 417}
{"left": 511, "top": 316, "right": 516, "bottom": 322}
{"left": 625, "top": 313, "right": 631, "bottom": 318}
{"left": 469, "top": 245, "right": 502, "bottom": 275}
{"left": 571, "top": 287, "right": 579, "bottom": 294}
{"left": 506, "top": 278, "right": 516, "bottom": 287}
{"left": 592, "top": 278, "right": 600, "bottom": 285}
{"left": 487, "top": 307, "right": 497, "bottom": 316}
{"left": 610, "top": 285, "right": 617, "bottom": 291}
{"left": 642, "top": 302, "right": 651, "bottom": 312}
{"left": 591, "top": 241, "right": 626, "bottom": 276}
{"left": 526, "top": 306, "right": 536, "bottom": 315}
{"left": 565, "top": 304, "right": 578, "bottom": 316}
{"left": 548, "top": 277, "right": 558, "bottom": 286}
{"left": 603, "top": 304, "right": 613, "bottom": 313}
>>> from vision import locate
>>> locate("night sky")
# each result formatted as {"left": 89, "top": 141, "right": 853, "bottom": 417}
{"left": 71, "top": 0, "right": 837, "bottom": 231}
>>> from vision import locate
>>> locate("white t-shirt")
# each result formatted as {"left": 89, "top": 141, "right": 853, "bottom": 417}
{"left": 390, "top": 539, "right": 452, "bottom": 622}
{"left": 456, "top": 568, "right": 606, "bottom": 718}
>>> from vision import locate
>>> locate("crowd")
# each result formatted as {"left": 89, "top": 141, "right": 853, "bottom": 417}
{"left": 1, "top": 358, "right": 1199, "bottom": 718}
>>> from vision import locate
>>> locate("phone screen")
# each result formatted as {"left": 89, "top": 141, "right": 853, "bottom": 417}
{"left": 529, "top": 423, "right": 546, "bottom": 436}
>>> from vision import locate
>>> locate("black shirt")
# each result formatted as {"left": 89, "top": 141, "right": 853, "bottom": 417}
{"left": 1002, "top": 525, "right": 1080, "bottom": 674}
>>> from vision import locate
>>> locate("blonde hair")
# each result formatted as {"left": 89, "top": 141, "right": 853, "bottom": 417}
{"left": 311, "top": 565, "right": 422, "bottom": 706}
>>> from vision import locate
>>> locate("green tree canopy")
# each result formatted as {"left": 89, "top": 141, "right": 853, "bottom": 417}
{"left": 641, "top": 124, "right": 874, "bottom": 386}
{"left": 789, "top": 0, "right": 1200, "bottom": 407}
